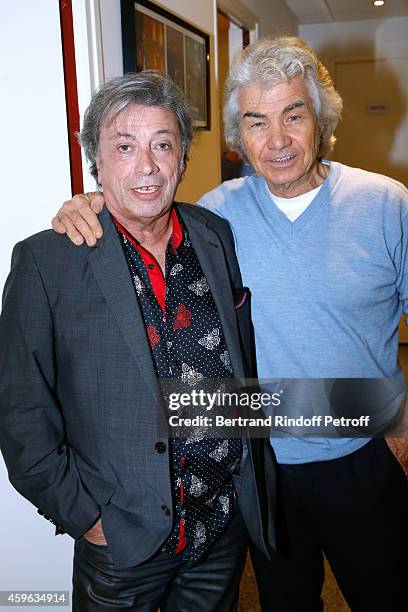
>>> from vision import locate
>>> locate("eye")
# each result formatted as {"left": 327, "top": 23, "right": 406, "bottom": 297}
{"left": 118, "top": 144, "right": 131, "bottom": 152}
{"left": 287, "top": 114, "right": 302, "bottom": 122}
{"left": 250, "top": 121, "right": 264, "bottom": 129}
{"left": 155, "top": 142, "right": 171, "bottom": 151}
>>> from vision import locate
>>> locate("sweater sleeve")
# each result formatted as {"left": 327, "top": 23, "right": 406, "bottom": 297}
{"left": 391, "top": 198, "right": 408, "bottom": 319}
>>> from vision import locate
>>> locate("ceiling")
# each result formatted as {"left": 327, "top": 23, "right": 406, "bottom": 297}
{"left": 284, "top": 0, "right": 408, "bottom": 24}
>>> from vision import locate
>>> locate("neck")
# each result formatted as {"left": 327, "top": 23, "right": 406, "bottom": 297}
{"left": 113, "top": 209, "right": 173, "bottom": 250}
{"left": 113, "top": 209, "right": 173, "bottom": 273}
{"left": 269, "top": 160, "right": 328, "bottom": 199}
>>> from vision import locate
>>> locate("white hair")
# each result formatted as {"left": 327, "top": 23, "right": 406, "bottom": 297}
{"left": 224, "top": 36, "right": 343, "bottom": 159}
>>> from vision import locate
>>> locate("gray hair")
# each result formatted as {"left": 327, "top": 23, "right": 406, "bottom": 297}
{"left": 224, "top": 36, "right": 343, "bottom": 160}
{"left": 79, "top": 71, "right": 193, "bottom": 182}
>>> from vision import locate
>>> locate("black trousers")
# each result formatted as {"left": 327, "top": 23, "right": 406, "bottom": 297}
{"left": 250, "top": 438, "right": 408, "bottom": 612}
{"left": 72, "top": 509, "right": 248, "bottom": 611}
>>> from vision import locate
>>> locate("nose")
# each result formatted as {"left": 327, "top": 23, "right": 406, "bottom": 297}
{"left": 135, "top": 148, "right": 159, "bottom": 175}
{"left": 266, "top": 123, "right": 291, "bottom": 151}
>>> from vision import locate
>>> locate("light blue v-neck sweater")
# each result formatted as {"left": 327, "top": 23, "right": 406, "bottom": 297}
{"left": 198, "top": 161, "right": 408, "bottom": 463}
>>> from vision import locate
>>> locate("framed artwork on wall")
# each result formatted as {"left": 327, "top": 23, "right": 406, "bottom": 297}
{"left": 120, "top": 0, "right": 210, "bottom": 129}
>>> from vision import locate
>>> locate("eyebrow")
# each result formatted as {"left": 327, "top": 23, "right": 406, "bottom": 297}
{"left": 242, "top": 100, "right": 306, "bottom": 120}
{"left": 285, "top": 101, "right": 305, "bottom": 112}
{"left": 111, "top": 129, "right": 176, "bottom": 140}
{"left": 242, "top": 111, "right": 265, "bottom": 120}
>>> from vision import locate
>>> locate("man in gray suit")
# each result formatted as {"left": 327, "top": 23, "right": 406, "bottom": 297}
{"left": 0, "top": 72, "right": 275, "bottom": 611}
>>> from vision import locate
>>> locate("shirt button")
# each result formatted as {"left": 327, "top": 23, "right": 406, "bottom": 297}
{"left": 161, "top": 504, "right": 171, "bottom": 516}
{"left": 147, "top": 263, "right": 154, "bottom": 270}
{"left": 155, "top": 442, "right": 166, "bottom": 454}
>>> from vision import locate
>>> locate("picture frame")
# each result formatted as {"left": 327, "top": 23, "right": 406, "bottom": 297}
{"left": 121, "top": 0, "right": 211, "bottom": 129}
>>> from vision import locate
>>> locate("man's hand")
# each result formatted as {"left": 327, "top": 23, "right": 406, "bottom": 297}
{"left": 83, "top": 518, "right": 107, "bottom": 545}
{"left": 51, "top": 192, "right": 105, "bottom": 247}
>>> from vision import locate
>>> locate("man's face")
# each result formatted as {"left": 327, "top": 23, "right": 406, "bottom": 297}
{"left": 96, "top": 104, "right": 183, "bottom": 225}
{"left": 239, "top": 76, "right": 321, "bottom": 198}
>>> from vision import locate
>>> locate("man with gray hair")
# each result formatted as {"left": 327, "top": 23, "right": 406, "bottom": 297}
{"left": 53, "top": 37, "right": 408, "bottom": 610}
{"left": 197, "top": 37, "right": 407, "bottom": 611}
{"left": 0, "top": 71, "right": 276, "bottom": 611}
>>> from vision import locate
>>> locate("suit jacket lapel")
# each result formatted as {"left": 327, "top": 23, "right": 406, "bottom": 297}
{"left": 88, "top": 206, "right": 244, "bottom": 387}
{"left": 178, "top": 205, "right": 245, "bottom": 379}
{"left": 87, "top": 209, "right": 162, "bottom": 402}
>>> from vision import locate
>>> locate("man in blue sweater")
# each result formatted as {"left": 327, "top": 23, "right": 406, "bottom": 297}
{"left": 53, "top": 37, "right": 407, "bottom": 611}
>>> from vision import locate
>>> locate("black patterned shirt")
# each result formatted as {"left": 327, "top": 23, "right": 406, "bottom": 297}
{"left": 114, "top": 208, "right": 242, "bottom": 561}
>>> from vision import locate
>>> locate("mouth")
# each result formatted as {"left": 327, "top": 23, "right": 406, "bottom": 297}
{"left": 132, "top": 185, "right": 161, "bottom": 194}
{"left": 271, "top": 154, "right": 296, "bottom": 164}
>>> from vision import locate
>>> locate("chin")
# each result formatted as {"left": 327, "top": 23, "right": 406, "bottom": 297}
{"left": 133, "top": 204, "right": 170, "bottom": 218}
{"left": 266, "top": 172, "right": 299, "bottom": 187}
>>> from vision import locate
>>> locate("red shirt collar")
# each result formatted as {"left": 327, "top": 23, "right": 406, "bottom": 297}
{"left": 113, "top": 207, "right": 183, "bottom": 252}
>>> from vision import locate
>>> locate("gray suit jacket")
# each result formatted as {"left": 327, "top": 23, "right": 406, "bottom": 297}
{"left": 0, "top": 203, "right": 277, "bottom": 568}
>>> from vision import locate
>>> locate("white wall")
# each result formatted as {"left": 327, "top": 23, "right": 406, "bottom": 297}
{"left": 241, "top": 0, "right": 298, "bottom": 37}
{"left": 300, "top": 17, "right": 408, "bottom": 64}
{"left": 162, "top": 0, "right": 214, "bottom": 32}
{"left": 0, "top": 0, "right": 73, "bottom": 604}
{"left": 0, "top": 4, "right": 72, "bottom": 289}
{"left": 299, "top": 17, "right": 408, "bottom": 181}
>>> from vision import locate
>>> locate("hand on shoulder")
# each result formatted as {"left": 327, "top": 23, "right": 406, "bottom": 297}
{"left": 51, "top": 192, "right": 105, "bottom": 246}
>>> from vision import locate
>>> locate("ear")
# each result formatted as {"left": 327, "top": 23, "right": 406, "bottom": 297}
{"left": 95, "top": 154, "right": 102, "bottom": 185}
{"left": 178, "top": 155, "right": 187, "bottom": 180}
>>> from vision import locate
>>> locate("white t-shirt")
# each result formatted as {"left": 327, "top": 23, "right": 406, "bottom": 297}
{"left": 269, "top": 184, "right": 323, "bottom": 221}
